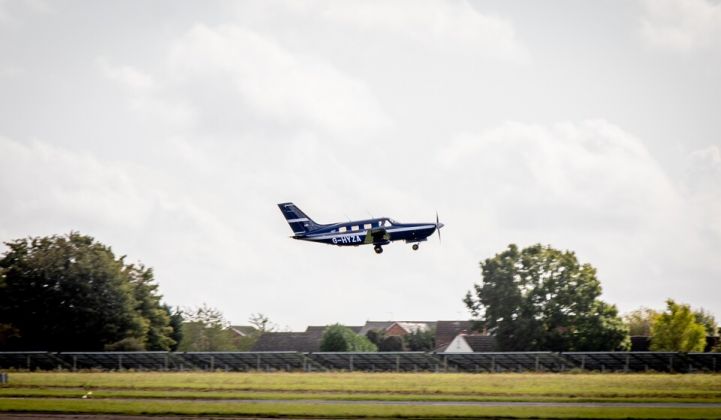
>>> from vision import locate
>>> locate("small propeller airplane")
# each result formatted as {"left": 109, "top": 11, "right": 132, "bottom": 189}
{"left": 278, "top": 202, "right": 444, "bottom": 254}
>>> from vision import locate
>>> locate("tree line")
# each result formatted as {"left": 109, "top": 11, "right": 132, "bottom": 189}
{"left": 464, "top": 244, "right": 718, "bottom": 352}
{"left": 0, "top": 232, "right": 267, "bottom": 351}
{"left": 1, "top": 233, "right": 717, "bottom": 352}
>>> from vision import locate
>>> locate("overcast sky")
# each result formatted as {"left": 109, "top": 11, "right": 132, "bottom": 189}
{"left": 1, "top": 0, "right": 720, "bottom": 330}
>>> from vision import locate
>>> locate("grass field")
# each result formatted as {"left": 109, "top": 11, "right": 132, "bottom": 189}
{"left": 1, "top": 371, "right": 721, "bottom": 419}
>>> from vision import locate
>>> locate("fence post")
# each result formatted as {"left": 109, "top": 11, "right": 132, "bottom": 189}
{"left": 349, "top": 355, "right": 353, "bottom": 372}
{"left": 535, "top": 356, "right": 539, "bottom": 372}
{"left": 624, "top": 354, "right": 629, "bottom": 373}
{"left": 491, "top": 356, "right": 495, "bottom": 372}
{"left": 118, "top": 354, "right": 123, "bottom": 370}
{"left": 210, "top": 355, "right": 214, "bottom": 371}
{"left": 396, "top": 355, "right": 400, "bottom": 373}
{"left": 257, "top": 354, "right": 261, "bottom": 371}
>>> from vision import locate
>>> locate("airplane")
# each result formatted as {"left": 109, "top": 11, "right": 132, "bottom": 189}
{"left": 278, "top": 202, "right": 444, "bottom": 254}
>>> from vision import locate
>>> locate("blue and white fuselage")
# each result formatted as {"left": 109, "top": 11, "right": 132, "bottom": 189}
{"left": 278, "top": 202, "right": 444, "bottom": 254}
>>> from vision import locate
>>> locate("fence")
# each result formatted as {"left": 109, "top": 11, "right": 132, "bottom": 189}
{"left": 1, "top": 351, "right": 719, "bottom": 373}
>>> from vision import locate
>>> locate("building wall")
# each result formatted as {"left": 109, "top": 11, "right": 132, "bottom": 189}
{"left": 444, "top": 335, "right": 473, "bottom": 352}
{"left": 385, "top": 324, "right": 409, "bottom": 337}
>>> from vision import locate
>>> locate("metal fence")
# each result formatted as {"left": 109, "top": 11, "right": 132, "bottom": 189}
{"left": 1, "top": 351, "right": 719, "bottom": 373}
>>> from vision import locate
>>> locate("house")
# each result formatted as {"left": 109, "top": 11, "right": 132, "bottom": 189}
{"left": 251, "top": 330, "right": 325, "bottom": 352}
{"left": 250, "top": 320, "right": 484, "bottom": 352}
{"left": 434, "top": 320, "right": 474, "bottom": 351}
{"left": 306, "top": 325, "right": 362, "bottom": 334}
{"left": 229, "top": 325, "right": 257, "bottom": 337}
{"left": 443, "top": 333, "right": 497, "bottom": 352}
{"left": 358, "top": 321, "right": 436, "bottom": 338}
{"left": 250, "top": 325, "right": 363, "bottom": 352}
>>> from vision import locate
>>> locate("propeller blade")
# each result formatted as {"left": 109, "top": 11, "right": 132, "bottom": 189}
{"left": 436, "top": 212, "right": 442, "bottom": 243}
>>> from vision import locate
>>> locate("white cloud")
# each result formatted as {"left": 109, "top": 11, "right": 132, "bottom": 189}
{"left": 243, "top": 0, "right": 528, "bottom": 62}
{"left": 434, "top": 120, "right": 720, "bottom": 314}
{"left": 97, "top": 57, "right": 155, "bottom": 90}
{"left": 165, "top": 24, "right": 389, "bottom": 136}
{"left": 0, "top": 137, "right": 152, "bottom": 231}
{"left": 333, "top": 1, "right": 526, "bottom": 60}
{"left": 683, "top": 145, "right": 721, "bottom": 237}
{"left": 96, "top": 58, "right": 196, "bottom": 129}
{"left": 438, "top": 120, "right": 678, "bottom": 232}
{"left": 0, "top": 135, "right": 267, "bottom": 294}
{"left": 0, "top": 0, "right": 51, "bottom": 26}
{"left": 640, "top": 0, "right": 721, "bottom": 52}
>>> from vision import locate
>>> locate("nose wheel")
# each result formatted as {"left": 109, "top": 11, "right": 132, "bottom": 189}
{"left": 374, "top": 245, "right": 383, "bottom": 254}
{"left": 412, "top": 243, "right": 419, "bottom": 251}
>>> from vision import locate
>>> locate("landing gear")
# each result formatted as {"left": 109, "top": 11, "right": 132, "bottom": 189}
{"left": 412, "top": 243, "right": 419, "bottom": 251}
{"left": 374, "top": 245, "right": 383, "bottom": 254}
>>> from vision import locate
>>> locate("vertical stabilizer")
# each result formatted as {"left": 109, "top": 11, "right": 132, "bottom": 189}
{"left": 277, "top": 202, "right": 321, "bottom": 235}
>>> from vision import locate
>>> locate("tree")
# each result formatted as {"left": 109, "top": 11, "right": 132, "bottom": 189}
{"left": 249, "top": 313, "right": 275, "bottom": 334}
{"left": 0, "top": 232, "right": 176, "bottom": 351}
{"left": 378, "top": 335, "right": 405, "bottom": 352}
{"left": 320, "top": 324, "right": 377, "bottom": 352}
{"left": 624, "top": 307, "right": 659, "bottom": 336}
{"left": 650, "top": 299, "right": 706, "bottom": 352}
{"left": 126, "top": 264, "right": 175, "bottom": 350}
{"left": 464, "top": 244, "right": 629, "bottom": 351}
{"left": 177, "top": 304, "right": 237, "bottom": 351}
{"left": 231, "top": 313, "right": 276, "bottom": 351}
{"left": 404, "top": 328, "right": 436, "bottom": 351}
{"left": 167, "top": 306, "right": 184, "bottom": 351}
{"left": 365, "top": 329, "right": 384, "bottom": 347}
{"left": 693, "top": 308, "right": 718, "bottom": 337}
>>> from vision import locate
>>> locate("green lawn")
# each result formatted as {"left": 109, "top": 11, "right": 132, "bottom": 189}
{"left": 2, "top": 371, "right": 721, "bottom": 419}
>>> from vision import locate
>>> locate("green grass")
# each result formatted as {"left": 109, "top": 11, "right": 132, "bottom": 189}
{"left": 1, "top": 385, "right": 719, "bottom": 404}
{"left": 2, "top": 372, "right": 721, "bottom": 419}
{"left": 7, "top": 371, "right": 721, "bottom": 399}
{"left": 1, "top": 397, "right": 721, "bottom": 419}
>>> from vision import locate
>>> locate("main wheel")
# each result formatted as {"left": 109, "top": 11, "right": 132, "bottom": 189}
{"left": 374, "top": 245, "right": 383, "bottom": 254}
{"left": 412, "top": 243, "right": 419, "bottom": 250}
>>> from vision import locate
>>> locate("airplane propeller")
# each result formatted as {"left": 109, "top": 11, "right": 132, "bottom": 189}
{"left": 436, "top": 212, "right": 444, "bottom": 243}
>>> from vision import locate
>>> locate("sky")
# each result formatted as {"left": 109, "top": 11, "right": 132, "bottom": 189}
{"left": 1, "top": 0, "right": 720, "bottom": 331}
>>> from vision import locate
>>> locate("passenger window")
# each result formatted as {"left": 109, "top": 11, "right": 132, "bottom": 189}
{"left": 339, "top": 226, "right": 347, "bottom": 233}
{"left": 351, "top": 225, "right": 359, "bottom": 231}
{"left": 364, "top": 223, "right": 372, "bottom": 230}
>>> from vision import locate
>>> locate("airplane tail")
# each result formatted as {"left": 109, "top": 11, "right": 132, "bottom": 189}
{"left": 277, "top": 202, "right": 321, "bottom": 235}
